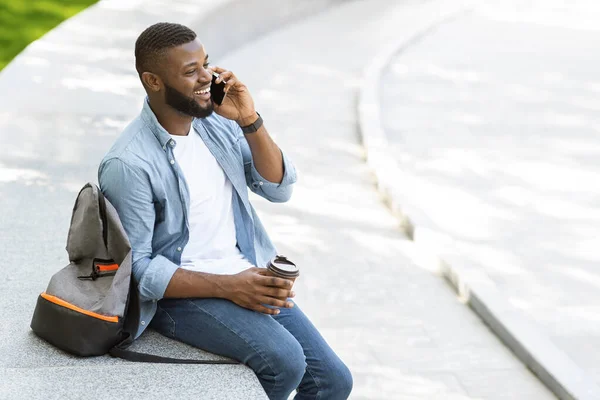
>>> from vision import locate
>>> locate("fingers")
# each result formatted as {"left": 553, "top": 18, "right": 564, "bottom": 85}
{"left": 249, "top": 267, "right": 291, "bottom": 288}
{"left": 209, "top": 65, "right": 227, "bottom": 74}
{"left": 252, "top": 304, "right": 280, "bottom": 315}
{"left": 215, "top": 71, "right": 232, "bottom": 82}
{"left": 221, "top": 77, "right": 237, "bottom": 95}
{"left": 234, "top": 268, "right": 296, "bottom": 315}
{"left": 212, "top": 69, "right": 242, "bottom": 95}
{"left": 259, "top": 296, "right": 295, "bottom": 309}
{"left": 261, "top": 286, "right": 294, "bottom": 300}
{"left": 257, "top": 274, "right": 294, "bottom": 289}
{"left": 214, "top": 69, "right": 233, "bottom": 84}
{"left": 206, "top": 65, "right": 227, "bottom": 82}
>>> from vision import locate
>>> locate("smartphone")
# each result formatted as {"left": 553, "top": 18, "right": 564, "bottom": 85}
{"left": 211, "top": 72, "right": 226, "bottom": 105}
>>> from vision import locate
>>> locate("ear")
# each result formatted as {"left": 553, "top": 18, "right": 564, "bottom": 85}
{"left": 141, "top": 72, "right": 162, "bottom": 92}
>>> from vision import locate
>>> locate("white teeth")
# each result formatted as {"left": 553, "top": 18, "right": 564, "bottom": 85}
{"left": 195, "top": 87, "right": 210, "bottom": 95}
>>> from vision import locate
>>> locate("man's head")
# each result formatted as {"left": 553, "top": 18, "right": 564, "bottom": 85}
{"left": 135, "top": 22, "right": 213, "bottom": 118}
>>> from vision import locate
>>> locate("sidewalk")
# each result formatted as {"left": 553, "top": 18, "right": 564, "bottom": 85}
{"left": 219, "top": 0, "right": 554, "bottom": 398}
{"left": 375, "top": 0, "right": 600, "bottom": 395}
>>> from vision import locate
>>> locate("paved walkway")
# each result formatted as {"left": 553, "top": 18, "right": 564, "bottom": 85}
{"left": 0, "top": 0, "right": 555, "bottom": 399}
{"left": 381, "top": 0, "right": 600, "bottom": 386}
{"left": 221, "top": 0, "right": 554, "bottom": 398}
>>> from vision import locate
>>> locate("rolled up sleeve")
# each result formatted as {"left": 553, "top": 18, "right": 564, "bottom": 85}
{"left": 98, "top": 158, "right": 179, "bottom": 302}
{"left": 245, "top": 147, "right": 297, "bottom": 203}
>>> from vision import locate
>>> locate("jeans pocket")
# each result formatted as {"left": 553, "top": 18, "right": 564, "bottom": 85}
{"left": 152, "top": 305, "right": 176, "bottom": 338}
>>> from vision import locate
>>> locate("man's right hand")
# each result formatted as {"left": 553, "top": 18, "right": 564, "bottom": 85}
{"left": 224, "top": 267, "right": 295, "bottom": 315}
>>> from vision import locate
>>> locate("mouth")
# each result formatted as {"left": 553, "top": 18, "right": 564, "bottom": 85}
{"left": 194, "top": 86, "right": 211, "bottom": 101}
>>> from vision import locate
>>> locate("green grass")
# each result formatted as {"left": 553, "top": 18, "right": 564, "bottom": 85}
{"left": 0, "top": 0, "right": 98, "bottom": 70}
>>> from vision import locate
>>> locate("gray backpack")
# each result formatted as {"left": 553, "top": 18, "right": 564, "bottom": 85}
{"left": 30, "top": 182, "right": 237, "bottom": 364}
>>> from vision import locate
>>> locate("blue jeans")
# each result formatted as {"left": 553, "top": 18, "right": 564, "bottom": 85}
{"left": 150, "top": 298, "right": 353, "bottom": 400}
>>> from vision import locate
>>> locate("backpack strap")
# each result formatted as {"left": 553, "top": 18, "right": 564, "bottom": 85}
{"left": 109, "top": 345, "right": 239, "bottom": 364}
{"left": 111, "top": 285, "right": 239, "bottom": 365}
{"left": 97, "top": 186, "right": 109, "bottom": 248}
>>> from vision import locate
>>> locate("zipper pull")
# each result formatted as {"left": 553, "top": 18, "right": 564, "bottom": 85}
{"left": 77, "top": 273, "right": 97, "bottom": 281}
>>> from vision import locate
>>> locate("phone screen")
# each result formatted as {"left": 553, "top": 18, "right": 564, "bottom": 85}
{"left": 211, "top": 73, "right": 226, "bottom": 105}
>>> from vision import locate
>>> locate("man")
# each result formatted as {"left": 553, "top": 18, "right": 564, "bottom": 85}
{"left": 98, "top": 22, "right": 352, "bottom": 400}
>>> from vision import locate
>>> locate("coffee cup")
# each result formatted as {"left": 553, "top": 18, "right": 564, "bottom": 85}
{"left": 266, "top": 255, "right": 299, "bottom": 285}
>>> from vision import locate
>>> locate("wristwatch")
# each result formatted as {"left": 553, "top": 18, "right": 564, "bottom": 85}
{"left": 240, "top": 113, "right": 263, "bottom": 134}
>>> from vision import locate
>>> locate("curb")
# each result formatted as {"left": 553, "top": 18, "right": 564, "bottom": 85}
{"left": 356, "top": 9, "right": 600, "bottom": 400}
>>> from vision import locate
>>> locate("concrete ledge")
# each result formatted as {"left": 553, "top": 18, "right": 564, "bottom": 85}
{"left": 356, "top": 6, "right": 600, "bottom": 400}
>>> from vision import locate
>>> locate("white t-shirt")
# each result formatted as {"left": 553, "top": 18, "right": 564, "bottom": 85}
{"left": 169, "top": 125, "right": 253, "bottom": 275}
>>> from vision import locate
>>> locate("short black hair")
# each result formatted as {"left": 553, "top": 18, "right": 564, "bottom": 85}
{"left": 135, "top": 22, "right": 197, "bottom": 75}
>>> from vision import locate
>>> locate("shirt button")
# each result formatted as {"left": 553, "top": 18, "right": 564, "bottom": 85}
{"left": 177, "top": 247, "right": 182, "bottom": 252}
{"left": 259, "top": 181, "right": 264, "bottom": 186}
{"left": 141, "top": 321, "right": 146, "bottom": 325}
{"left": 170, "top": 159, "right": 175, "bottom": 165}
{"left": 170, "top": 140, "right": 175, "bottom": 146}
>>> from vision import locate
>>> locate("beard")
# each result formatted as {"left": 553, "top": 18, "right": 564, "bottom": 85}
{"left": 164, "top": 84, "right": 214, "bottom": 118}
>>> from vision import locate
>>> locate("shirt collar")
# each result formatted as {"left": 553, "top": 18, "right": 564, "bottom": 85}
{"left": 140, "top": 97, "right": 180, "bottom": 150}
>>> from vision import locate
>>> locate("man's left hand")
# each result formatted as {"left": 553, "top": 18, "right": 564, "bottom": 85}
{"left": 210, "top": 66, "right": 258, "bottom": 127}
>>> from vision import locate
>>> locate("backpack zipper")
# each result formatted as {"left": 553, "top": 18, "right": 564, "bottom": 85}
{"left": 78, "top": 258, "right": 118, "bottom": 281}
{"left": 41, "top": 292, "right": 119, "bottom": 323}
{"left": 76, "top": 185, "right": 113, "bottom": 281}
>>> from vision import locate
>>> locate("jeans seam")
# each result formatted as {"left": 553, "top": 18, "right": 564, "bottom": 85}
{"left": 185, "top": 300, "right": 281, "bottom": 395}
{"left": 157, "top": 304, "right": 176, "bottom": 337}
{"left": 305, "top": 362, "right": 322, "bottom": 400}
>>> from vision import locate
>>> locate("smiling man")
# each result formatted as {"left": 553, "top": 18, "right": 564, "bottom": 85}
{"left": 98, "top": 23, "right": 352, "bottom": 400}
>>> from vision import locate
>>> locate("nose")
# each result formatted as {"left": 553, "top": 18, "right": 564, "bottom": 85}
{"left": 199, "top": 66, "right": 212, "bottom": 84}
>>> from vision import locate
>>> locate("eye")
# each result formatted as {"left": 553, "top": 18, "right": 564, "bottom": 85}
{"left": 186, "top": 69, "right": 196, "bottom": 75}
{"left": 203, "top": 62, "right": 210, "bottom": 69}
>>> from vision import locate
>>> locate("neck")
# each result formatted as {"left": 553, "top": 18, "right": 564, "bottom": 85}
{"left": 148, "top": 98, "right": 193, "bottom": 136}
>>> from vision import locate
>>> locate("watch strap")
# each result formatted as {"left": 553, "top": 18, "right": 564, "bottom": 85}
{"left": 240, "top": 113, "right": 263, "bottom": 134}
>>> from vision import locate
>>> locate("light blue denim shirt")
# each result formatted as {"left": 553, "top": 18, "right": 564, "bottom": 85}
{"left": 98, "top": 99, "right": 296, "bottom": 338}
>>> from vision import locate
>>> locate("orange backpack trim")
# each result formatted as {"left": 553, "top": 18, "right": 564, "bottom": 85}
{"left": 41, "top": 292, "right": 119, "bottom": 323}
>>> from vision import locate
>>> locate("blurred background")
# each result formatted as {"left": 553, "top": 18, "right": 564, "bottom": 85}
{"left": 0, "top": 0, "right": 97, "bottom": 70}
{"left": 1, "top": 0, "right": 599, "bottom": 399}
